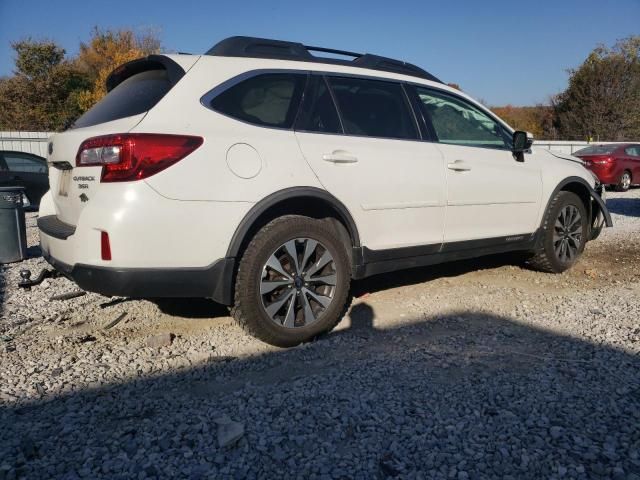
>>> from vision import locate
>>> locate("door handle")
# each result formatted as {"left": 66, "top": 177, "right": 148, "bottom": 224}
{"left": 447, "top": 160, "right": 471, "bottom": 172}
{"left": 322, "top": 152, "right": 358, "bottom": 164}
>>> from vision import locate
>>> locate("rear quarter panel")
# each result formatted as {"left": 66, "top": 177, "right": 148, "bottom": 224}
{"left": 137, "top": 57, "right": 322, "bottom": 202}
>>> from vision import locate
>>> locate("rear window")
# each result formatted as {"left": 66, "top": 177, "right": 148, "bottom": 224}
{"left": 574, "top": 145, "right": 619, "bottom": 156}
{"left": 73, "top": 69, "right": 172, "bottom": 129}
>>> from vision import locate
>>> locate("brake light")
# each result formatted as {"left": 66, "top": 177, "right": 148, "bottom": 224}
{"left": 591, "top": 156, "right": 614, "bottom": 165}
{"left": 76, "top": 134, "right": 203, "bottom": 182}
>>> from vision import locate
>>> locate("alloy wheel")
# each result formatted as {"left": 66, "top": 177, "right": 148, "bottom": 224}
{"left": 260, "top": 238, "right": 337, "bottom": 328}
{"left": 621, "top": 172, "right": 631, "bottom": 190}
{"left": 552, "top": 205, "right": 582, "bottom": 263}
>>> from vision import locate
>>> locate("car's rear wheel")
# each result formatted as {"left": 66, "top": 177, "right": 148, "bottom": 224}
{"left": 527, "top": 191, "right": 588, "bottom": 273}
{"left": 615, "top": 170, "right": 631, "bottom": 192}
{"left": 232, "top": 215, "right": 351, "bottom": 347}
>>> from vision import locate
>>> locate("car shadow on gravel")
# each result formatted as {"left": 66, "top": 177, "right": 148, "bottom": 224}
{"left": 606, "top": 197, "right": 640, "bottom": 218}
{"left": 2, "top": 310, "right": 639, "bottom": 478}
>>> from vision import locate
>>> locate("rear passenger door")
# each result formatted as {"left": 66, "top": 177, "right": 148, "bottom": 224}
{"left": 295, "top": 75, "right": 446, "bottom": 251}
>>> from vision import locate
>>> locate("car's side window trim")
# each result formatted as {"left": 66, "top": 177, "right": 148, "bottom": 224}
{"left": 403, "top": 84, "right": 437, "bottom": 142}
{"left": 293, "top": 75, "right": 344, "bottom": 135}
{"left": 322, "top": 75, "right": 346, "bottom": 134}
{"left": 201, "top": 67, "right": 510, "bottom": 145}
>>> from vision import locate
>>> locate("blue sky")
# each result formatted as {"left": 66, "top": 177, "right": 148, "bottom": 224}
{"left": 0, "top": 0, "right": 638, "bottom": 106}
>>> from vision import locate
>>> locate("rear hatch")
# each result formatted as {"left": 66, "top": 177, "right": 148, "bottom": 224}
{"left": 47, "top": 55, "right": 196, "bottom": 226}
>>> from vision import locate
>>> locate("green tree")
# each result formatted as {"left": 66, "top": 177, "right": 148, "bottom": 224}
{"left": 554, "top": 36, "right": 640, "bottom": 141}
{"left": 0, "top": 39, "right": 89, "bottom": 131}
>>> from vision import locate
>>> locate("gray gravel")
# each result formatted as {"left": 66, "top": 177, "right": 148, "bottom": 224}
{"left": 1, "top": 189, "right": 639, "bottom": 479}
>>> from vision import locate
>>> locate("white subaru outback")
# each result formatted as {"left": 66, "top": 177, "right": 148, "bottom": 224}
{"left": 39, "top": 36, "right": 612, "bottom": 346}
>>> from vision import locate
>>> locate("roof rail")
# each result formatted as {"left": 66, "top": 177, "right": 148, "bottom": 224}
{"left": 205, "top": 36, "right": 442, "bottom": 83}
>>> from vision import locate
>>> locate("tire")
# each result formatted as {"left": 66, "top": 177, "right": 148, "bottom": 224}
{"left": 231, "top": 215, "right": 351, "bottom": 347}
{"left": 527, "top": 191, "right": 588, "bottom": 273}
{"left": 615, "top": 171, "right": 631, "bottom": 192}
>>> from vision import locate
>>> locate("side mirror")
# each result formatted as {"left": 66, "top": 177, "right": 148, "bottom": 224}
{"left": 512, "top": 131, "right": 533, "bottom": 162}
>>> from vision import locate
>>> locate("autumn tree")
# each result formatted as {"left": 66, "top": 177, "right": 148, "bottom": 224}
{"left": 0, "top": 40, "right": 89, "bottom": 131}
{"left": 75, "top": 27, "right": 161, "bottom": 110}
{"left": 491, "top": 105, "right": 557, "bottom": 139}
{"left": 553, "top": 36, "right": 640, "bottom": 141}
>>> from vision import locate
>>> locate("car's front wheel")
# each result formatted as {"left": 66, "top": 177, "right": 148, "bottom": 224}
{"left": 527, "top": 191, "right": 588, "bottom": 273}
{"left": 232, "top": 215, "right": 351, "bottom": 347}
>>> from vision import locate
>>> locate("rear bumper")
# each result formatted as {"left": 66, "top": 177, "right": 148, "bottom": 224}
{"left": 42, "top": 248, "right": 235, "bottom": 305}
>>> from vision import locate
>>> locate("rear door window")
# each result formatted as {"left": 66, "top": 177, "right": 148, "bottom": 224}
{"left": 327, "top": 77, "right": 418, "bottom": 140}
{"left": 210, "top": 73, "right": 307, "bottom": 129}
{"left": 73, "top": 69, "right": 173, "bottom": 129}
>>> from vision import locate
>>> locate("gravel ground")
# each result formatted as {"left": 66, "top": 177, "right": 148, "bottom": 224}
{"left": 1, "top": 189, "right": 639, "bottom": 479}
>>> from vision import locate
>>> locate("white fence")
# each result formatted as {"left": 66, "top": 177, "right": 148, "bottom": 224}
{"left": 531, "top": 140, "right": 627, "bottom": 155}
{"left": 0, "top": 131, "right": 53, "bottom": 158}
{"left": 0, "top": 132, "right": 635, "bottom": 158}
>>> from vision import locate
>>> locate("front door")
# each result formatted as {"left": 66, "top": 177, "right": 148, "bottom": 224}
{"left": 410, "top": 86, "right": 542, "bottom": 243}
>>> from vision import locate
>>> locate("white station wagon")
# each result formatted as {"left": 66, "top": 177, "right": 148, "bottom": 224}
{"left": 38, "top": 36, "right": 612, "bottom": 346}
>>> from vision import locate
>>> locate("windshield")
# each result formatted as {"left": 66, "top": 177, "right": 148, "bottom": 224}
{"left": 574, "top": 145, "right": 619, "bottom": 156}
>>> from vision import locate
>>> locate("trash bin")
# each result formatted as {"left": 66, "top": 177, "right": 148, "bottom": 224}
{"left": 0, "top": 186, "right": 27, "bottom": 263}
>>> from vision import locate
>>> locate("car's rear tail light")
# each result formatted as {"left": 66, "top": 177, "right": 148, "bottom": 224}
{"left": 76, "top": 134, "right": 203, "bottom": 182}
{"left": 591, "top": 156, "right": 613, "bottom": 165}
{"left": 101, "top": 231, "right": 112, "bottom": 261}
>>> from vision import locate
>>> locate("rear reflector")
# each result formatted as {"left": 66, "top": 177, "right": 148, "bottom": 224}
{"left": 101, "top": 231, "right": 112, "bottom": 261}
{"left": 76, "top": 134, "right": 203, "bottom": 182}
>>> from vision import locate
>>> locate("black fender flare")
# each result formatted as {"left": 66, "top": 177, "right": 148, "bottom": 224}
{"left": 225, "top": 187, "right": 361, "bottom": 258}
{"left": 544, "top": 176, "right": 613, "bottom": 229}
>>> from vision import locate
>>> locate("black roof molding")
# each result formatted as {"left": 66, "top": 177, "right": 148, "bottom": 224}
{"left": 206, "top": 36, "right": 442, "bottom": 83}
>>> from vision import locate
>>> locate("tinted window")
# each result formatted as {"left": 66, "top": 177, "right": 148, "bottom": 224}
{"left": 624, "top": 146, "right": 640, "bottom": 157}
{"left": 574, "top": 145, "right": 619, "bottom": 156}
{"left": 2, "top": 153, "right": 46, "bottom": 173}
{"left": 74, "top": 69, "right": 173, "bottom": 129}
{"left": 328, "top": 77, "right": 418, "bottom": 140}
{"left": 296, "top": 76, "right": 342, "bottom": 134}
{"left": 211, "top": 73, "right": 306, "bottom": 129}
{"left": 415, "top": 87, "right": 509, "bottom": 149}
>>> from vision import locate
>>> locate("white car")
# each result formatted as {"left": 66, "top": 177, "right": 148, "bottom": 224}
{"left": 38, "top": 36, "right": 612, "bottom": 346}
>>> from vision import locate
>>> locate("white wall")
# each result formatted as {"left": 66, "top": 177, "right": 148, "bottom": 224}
{"left": 0, "top": 131, "right": 53, "bottom": 158}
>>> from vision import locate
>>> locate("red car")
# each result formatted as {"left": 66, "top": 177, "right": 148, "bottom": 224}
{"left": 574, "top": 144, "right": 640, "bottom": 192}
